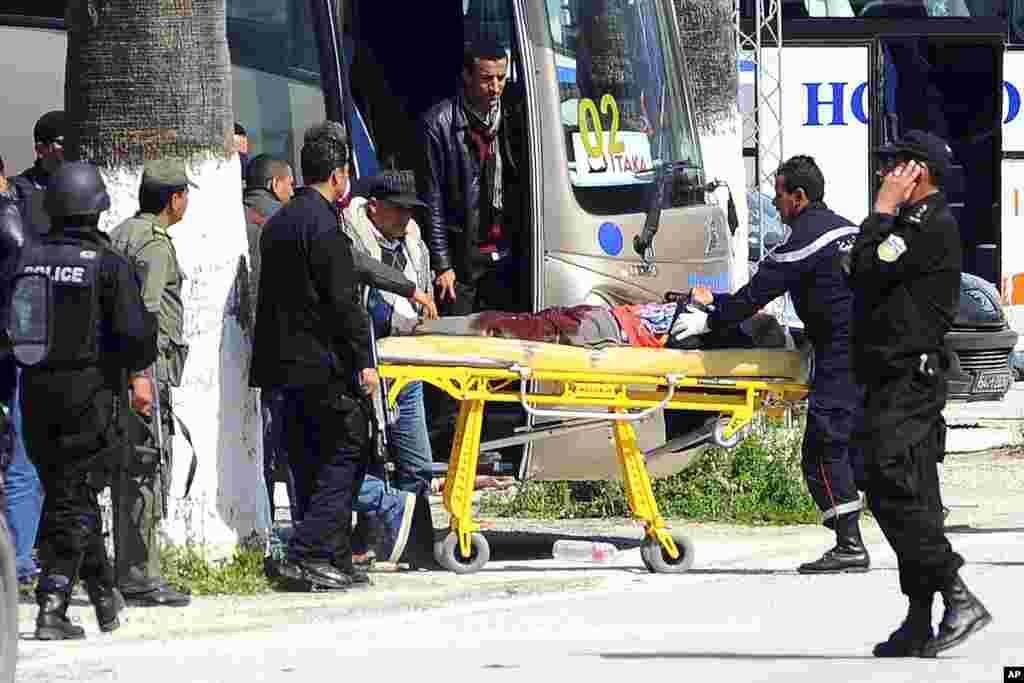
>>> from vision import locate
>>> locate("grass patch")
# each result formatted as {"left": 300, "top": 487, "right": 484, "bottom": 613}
{"left": 160, "top": 543, "right": 273, "bottom": 597}
{"left": 481, "top": 421, "right": 819, "bottom": 525}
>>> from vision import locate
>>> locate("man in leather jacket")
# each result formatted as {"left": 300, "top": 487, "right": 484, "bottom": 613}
{"left": 416, "top": 38, "right": 525, "bottom": 316}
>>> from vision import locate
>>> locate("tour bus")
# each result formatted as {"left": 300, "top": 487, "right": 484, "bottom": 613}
{"left": 738, "top": 0, "right": 1022, "bottom": 399}
{"left": 1, "top": 0, "right": 737, "bottom": 481}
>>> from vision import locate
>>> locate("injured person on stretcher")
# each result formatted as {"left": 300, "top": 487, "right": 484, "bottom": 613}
{"left": 413, "top": 299, "right": 791, "bottom": 351}
{"left": 403, "top": 296, "right": 796, "bottom": 459}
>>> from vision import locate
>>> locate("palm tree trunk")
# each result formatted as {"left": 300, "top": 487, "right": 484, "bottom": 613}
{"left": 64, "top": 0, "right": 232, "bottom": 166}
{"left": 674, "top": 0, "right": 751, "bottom": 287}
{"left": 65, "top": 0, "right": 264, "bottom": 552}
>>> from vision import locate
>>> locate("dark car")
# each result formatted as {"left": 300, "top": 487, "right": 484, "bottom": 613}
{"left": 945, "top": 273, "right": 1018, "bottom": 401}
{"left": 747, "top": 193, "right": 1019, "bottom": 402}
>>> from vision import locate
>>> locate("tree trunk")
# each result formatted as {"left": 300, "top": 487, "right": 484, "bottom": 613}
{"left": 65, "top": 0, "right": 266, "bottom": 553}
{"left": 673, "top": 0, "right": 751, "bottom": 287}
{"left": 64, "top": 0, "right": 232, "bottom": 166}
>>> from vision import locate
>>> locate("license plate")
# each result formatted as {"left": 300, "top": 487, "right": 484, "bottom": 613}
{"left": 973, "top": 371, "right": 1012, "bottom": 394}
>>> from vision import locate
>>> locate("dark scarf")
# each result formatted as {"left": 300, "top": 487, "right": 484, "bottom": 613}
{"left": 460, "top": 90, "right": 503, "bottom": 218}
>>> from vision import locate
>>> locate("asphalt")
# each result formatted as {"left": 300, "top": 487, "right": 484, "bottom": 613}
{"left": 11, "top": 443, "right": 1024, "bottom": 682}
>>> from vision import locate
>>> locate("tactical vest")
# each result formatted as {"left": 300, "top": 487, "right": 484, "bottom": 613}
{"left": 12, "top": 238, "right": 103, "bottom": 370}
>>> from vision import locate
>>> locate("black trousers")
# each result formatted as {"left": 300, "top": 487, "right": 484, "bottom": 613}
{"left": 861, "top": 371, "right": 963, "bottom": 599}
{"left": 280, "top": 384, "right": 368, "bottom": 567}
{"left": 20, "top": 367, "right": 117, "bottom": 592}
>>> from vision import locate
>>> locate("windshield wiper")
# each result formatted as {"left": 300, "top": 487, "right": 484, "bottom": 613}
{"left": 633, "top": 159, "right": 739, "bottom": 262}
{"left": 633, "top": 159, "right": 700, "bottom": 261}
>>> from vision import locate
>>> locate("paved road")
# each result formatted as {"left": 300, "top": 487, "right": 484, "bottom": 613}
{"left": 14, "top": 510, "right": 1023, "bottom": 683}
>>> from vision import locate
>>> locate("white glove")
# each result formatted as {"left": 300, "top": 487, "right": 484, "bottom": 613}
{"left": 670, "top": 305, "right": 710, "bottom": 342}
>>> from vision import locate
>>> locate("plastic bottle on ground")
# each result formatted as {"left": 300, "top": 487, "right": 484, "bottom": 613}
{"left": 551, "top": 539, "right": 618, "bottom": 564}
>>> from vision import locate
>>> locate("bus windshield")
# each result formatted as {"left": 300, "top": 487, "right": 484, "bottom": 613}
{"left": 544, "top": 0, "right": 701, "bottom": 216}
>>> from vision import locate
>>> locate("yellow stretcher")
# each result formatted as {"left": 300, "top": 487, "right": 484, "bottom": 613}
{"left": 377, "top": 335, "right": 811, "bottom": 575}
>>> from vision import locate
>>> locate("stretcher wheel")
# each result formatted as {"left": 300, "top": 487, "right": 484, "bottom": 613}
{"left": 434, "top": 532, "right": 490, "bottom": 575}
{"left": 640, "top": 532, "right": 695, "bottom": 574}
{"left": 713, "top": 418, "right": 744, "bottom": 449}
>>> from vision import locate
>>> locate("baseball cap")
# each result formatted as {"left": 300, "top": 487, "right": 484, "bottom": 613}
{"left": 875, "top": 130, "right": 954, "bottom": 172}
{"left": 355, "top": 172, "right": 427, "bottom": 209}
{"left": 141, "top": 159, "right": 200, "bottom": 190}
{"left": 34, "top": 110, "right": 67, "bottom": 145}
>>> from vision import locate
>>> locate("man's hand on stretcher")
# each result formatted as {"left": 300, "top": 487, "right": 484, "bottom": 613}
{"left": 670, "top": 287, "right": 713, "bottom": 343}
{"left": 412, "top": 289, "right": 439, "bottom": 320}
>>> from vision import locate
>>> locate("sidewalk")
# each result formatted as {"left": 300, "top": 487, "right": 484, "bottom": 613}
{"left": 943, "top": 381, "right": 1023, "bottom": 452}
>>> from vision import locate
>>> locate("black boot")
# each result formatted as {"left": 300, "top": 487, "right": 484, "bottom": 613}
{"left": 35, "top": 590, "right": 86, "bottom": 641}
{"left": 798, "top": 511, "right": 870, "bottom": 574}
{"left": 873, "top": 597, "right": 935, "bottom": 658}
{"left": 85, "top": 581, "right": 123, "bottom": 633}
{"left": 922, "top": 575, "right": 992, "bottom": 656}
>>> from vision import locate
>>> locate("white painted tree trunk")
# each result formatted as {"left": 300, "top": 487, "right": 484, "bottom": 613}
{"left": 99, "top": 155, "right": 268, "bottom": 554}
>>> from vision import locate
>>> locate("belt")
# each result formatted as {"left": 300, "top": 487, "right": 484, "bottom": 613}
{"left": 477, "top": 243, "right": 511, "bottom": 262}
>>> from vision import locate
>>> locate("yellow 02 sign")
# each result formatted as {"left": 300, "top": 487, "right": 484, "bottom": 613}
{"left": 577, "top": 94, "right": 627, "bottom": 159}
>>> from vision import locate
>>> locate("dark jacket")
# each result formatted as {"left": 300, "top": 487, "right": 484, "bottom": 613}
{"left": 21, "top": 228, "right": 158, "bottom": 377}
{"left": 250, "top": 187, "right": 372, "bottom": 391}
{"left": 416, "top": 92, "right": 523, "bottom": 280}
{"left": 243, "top": 187, "right": 283, "bottom": 307}
{"left": 847, "top": 192, "right": 961, "bottom": 383}
{"left": 708, "top": 203, "right": 859, "bottom": 355}
{"left": 0, "top": 196, "right": 28, "bottom": 403}
{"left": 11, "top": 161, "right": 52, "bottom": 240}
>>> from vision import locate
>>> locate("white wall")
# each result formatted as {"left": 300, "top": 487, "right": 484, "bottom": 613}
{"left": 0, "top": 27, "right": 66, "bottom": 175}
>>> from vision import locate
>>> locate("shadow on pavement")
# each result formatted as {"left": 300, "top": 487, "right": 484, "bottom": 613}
{"left": 598, "top": 651, "right": 879, "bottom": 661}
{"left": 481, "top": 529, "right": 642, "bottom": 562}
{"left": 945, "top": 525, "right": 1024, "bottom": 535}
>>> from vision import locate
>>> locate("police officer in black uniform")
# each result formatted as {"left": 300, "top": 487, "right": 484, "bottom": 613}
{"left": 13, "top": 162, "right": 157, "bottom": 640}
{"left": 672, "top": 155, "right": 868, "bottom": 573}
{"left": 846, "top": 130, "right": 991, "bottom": 657}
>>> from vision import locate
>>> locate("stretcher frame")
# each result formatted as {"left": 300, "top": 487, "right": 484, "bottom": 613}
{"left": 379, "top": 351, "right": 808, "bottom": 574}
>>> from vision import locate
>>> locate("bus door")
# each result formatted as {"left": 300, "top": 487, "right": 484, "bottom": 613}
{"left": 870, "top": 32, "right": 1003, "bottom": 284}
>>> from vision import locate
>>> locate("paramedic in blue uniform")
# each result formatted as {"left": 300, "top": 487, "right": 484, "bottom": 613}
{"left": 847, "top": 132, "right": 990, "bottom": 658}
{"left": 672, "top": 155, "right": 868, "bottom": 574}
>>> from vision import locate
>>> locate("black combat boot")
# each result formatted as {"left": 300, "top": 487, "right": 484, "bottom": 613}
{"left": 85, "top": 581, "right": 123, "bottom": 633}
{"left": 797, "top": 511, "right": 870, "bottom": 574}
{"left": 922, "top": 574, "right": 992, "bottom": 656}
{"left": 873, "top": 597, "right": 935, "bottom": 658}
{"left": 35, "top": 587, "right": 86, "bottom": 641}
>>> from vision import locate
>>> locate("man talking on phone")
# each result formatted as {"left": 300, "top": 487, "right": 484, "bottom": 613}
{"left": 845, "top": 131, "right": 991, "bottom": 657}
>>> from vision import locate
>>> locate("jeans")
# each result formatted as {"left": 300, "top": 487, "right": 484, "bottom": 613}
{"left": 391, "top": 382, "right": 432, "bottom": 494}
{"left": 262, "top": 390, "right": 299, "bottom": 523}
{"left": 280, "top": 385, "right": 367, "bottom": 564}
{"left": 353, "top": 474, "right": 402, "bottom": 515}
{"left": 5, "top": 369, "right": 43, "bottom": 581}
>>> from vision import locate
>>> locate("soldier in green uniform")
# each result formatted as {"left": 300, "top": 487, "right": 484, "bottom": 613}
{"left": 108, "top": 160, "right": 192, "bottom": 608}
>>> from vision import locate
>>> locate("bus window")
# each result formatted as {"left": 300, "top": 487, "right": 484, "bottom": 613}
{"left": 226, "top": 0, "right": 326, "bottom": 182}
{"left": 545, "top": 0, "right": 701, "bottom": 216}
{"left": 744, "top": 0, "right": 1008, "bottom": 19}
{"left": 1011, "top": 0, "right": 1024, "bottom": 41}
{"left": 0, "top": 1, "right": 64, "bottom": 21}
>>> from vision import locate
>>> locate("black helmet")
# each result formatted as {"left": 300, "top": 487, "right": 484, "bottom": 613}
{"left": 44, "top": 162, "right": 111, "bottom": 218}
